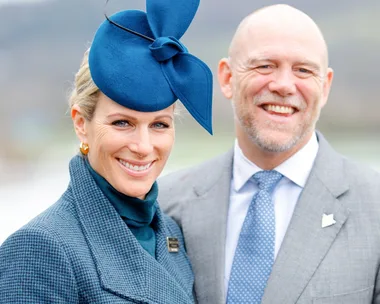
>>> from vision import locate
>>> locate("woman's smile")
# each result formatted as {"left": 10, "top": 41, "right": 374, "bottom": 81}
{"left": 117, "top": 158, "right": 155, "bottom": 177}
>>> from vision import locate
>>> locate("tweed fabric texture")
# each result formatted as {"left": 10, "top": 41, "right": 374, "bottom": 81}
{"left": 86, "top": 159, "right": 158, "bottom": 257}
{"left": 227, "top": 170, "right": 282, "bottom": 303}
{"left": 0, "top": 155, "right": 194, "bottom": 303}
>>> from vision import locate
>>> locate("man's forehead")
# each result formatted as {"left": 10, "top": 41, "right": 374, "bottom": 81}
{"left": 231, "top": 8, "right": 328, "bottom": 66}
{"left": 242, "top": 16, "right": 322, "bottom": 42}
{"left": 233, "top": 5, "right": 324, "bottom": 47}
{"left": 245, "top": 5, "right": 317, "bottom": 29}
{"left": 244, "top": 53, "right": 323, "bottom": 70}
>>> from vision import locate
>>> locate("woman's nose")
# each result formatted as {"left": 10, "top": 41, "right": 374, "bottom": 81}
{"left": 127, "top": 128, "right": 154, "bottom": 157}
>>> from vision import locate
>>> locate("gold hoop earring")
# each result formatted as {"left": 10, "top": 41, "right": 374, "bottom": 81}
{"left": 80, "top": 142, "right": 89, "bottom": 155}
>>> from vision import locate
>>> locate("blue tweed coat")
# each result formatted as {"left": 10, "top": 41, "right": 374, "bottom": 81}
{"left": 0, "top": 155, "right": 194, "bottom": 303}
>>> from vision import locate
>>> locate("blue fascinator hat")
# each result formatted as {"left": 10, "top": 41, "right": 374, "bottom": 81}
{"left": 89, "top": 0, "right": 213, "bottom": 134}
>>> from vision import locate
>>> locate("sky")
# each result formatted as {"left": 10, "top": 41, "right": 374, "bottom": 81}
{"left": 0, "top": 0, "right": 49, "bottom": 7}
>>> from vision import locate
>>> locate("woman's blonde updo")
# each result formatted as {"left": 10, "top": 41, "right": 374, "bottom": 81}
{"left": 69, "top": 49, "right": 100, "bottom": 121}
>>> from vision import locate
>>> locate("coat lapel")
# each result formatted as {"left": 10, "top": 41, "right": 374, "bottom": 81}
{"left": 153, "top": 207, "right": 194, "bottom": 301}
{"left": 181, "top": 150, "right": 234, "bottom": 304}
{"left": 262, "top": 133, "right": 350, "bottom": 304}
{"left": 68, "top": 155, "right": 192, "bottom": 303}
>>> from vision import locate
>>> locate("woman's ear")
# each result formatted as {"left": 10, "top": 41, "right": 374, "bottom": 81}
{"left": 71, "top": 105, "right": 88, "bottom": 143}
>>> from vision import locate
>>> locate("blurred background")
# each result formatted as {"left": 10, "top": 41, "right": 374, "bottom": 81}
{"left": 0, "top": 0, "right": 379, "bottom": 244}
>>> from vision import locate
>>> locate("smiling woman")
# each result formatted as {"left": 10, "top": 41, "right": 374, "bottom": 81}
{"left": 70, "top": 53, "right": 176, "bottom": 199}
{"left": 0, "top": 0, "right": 212, "bottom": 302}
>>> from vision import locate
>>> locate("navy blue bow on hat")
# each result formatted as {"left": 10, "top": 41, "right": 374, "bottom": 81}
{"left": 89, "top": 0, "right": 213, "bottom": 134}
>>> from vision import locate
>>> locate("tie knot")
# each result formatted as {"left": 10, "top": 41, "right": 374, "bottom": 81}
{"left": 252, "top": 170, "right": 283, "bottom": 192}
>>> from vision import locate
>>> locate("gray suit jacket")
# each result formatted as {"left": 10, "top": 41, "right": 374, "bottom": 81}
{"left": 158, "top": 133, "right": 380, "bottom": 304}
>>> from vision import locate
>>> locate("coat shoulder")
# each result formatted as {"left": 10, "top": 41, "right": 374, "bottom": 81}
{"left": 0, "top": 193, "right": 80, "bottom": 302}
{"left": 344, "top": 157, "right": 380, "bottom": 183}
{"left": 34, "top": 191, "right": 79, "bottom": 233}
{"left": 2, "top": 186, "right": 81, "bottom": 251}
{"left": 158, "top": 150, "right": 233, "bottom": 201}
{"left": 157, "top": 150, "right": 233, "bottom": 225}
{"left": 342, "top": 157, "right": 380, "bottom": 197}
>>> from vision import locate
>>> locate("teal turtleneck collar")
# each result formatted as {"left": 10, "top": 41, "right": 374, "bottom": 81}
{"left": 85, "top": 158, "right": 158, "bottom": 257}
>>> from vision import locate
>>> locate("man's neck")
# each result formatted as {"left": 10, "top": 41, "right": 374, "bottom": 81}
{"left": 237, "top": 132, "right": 314, "bottom": 170}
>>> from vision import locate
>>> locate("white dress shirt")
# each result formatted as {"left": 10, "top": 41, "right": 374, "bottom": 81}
{"left": 224, "top": 133, "right": 319, "bottom": 292}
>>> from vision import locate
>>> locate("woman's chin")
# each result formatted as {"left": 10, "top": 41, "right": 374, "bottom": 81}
{"left": 117, "top": 182, "right": 153, "bottom": 200}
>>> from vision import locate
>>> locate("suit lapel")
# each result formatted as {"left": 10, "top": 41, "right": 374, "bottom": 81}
{"left": 263, "top": 133, "right": 350, "bottom": 303}
{"left": 181, "top": 150, "right": 233, "bottom": 304}
{"left": 68, "top": 156, "right": 192, "bottom": 303}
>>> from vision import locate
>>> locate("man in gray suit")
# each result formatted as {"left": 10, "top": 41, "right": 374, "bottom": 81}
{"left": 158, "top": 4, "right": 380, "bottom": 304}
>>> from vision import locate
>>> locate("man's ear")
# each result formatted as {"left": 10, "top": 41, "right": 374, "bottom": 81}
{"left": 71, "top": 105, "right": 88, "bottom": 143}
{"left": 321, "top": 67, "right": 334, "bottom": 108}
{"left": 218, "top": 58, "right": 233, "bottom": 99}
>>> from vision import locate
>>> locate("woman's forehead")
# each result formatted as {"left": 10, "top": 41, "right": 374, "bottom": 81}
{"left": 94, "top": 93, "right": 174, "bottom": 118}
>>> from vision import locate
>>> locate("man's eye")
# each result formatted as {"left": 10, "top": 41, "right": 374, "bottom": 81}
{"left": 255, "top": 65, "right": 274, "bottom": 74}
{"left": 112, "top": 120, "right": 130, "bottom": 127}
{"left": 298, "top": 68, "right": 312, "bottom": 73}
{"left": 294, "top": 67, "right": 315, "bottom": 78}
{"left": 256, "top": 65, "right": 272, "bottom": 70}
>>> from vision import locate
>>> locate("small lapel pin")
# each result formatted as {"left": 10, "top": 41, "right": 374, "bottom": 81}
{"left": 166, "top": 237, "right": 179, "bottom": 253}
{"left": 322, "top": 213, "right": 336, "bottom": 228}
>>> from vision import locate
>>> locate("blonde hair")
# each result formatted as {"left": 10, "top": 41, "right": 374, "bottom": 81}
{"left": 69, "top": 49, "right": 99, "bottom": 121}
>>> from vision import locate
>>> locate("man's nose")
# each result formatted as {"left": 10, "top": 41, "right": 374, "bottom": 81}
{"left": 268, "top": 69, "right": 297, "bottom": 97}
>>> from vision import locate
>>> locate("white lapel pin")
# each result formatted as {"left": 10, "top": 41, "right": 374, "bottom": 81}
{"left": 322, "top": 213, "right": 336, "bottom": 228}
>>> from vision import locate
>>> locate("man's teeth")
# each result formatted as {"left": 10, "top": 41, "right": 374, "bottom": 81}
{"left": 119, "top": 159, "right": 152, "bottom": 171}
{"left": 265, "top": 104, "right": 295, "bottom": 114}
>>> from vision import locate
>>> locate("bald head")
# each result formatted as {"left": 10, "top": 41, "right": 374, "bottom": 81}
{"left": 217, "top": 4, "right": 334, "bottom": 167}
{"left": 229, "top": 4, "right": 329, "bottom": 70}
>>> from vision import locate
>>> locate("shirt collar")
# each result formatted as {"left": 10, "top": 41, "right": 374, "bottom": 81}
{"left": 233, "top": 132, "right": 319, "bottom": 191}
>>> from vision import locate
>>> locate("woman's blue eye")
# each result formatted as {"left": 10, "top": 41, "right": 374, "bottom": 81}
{"left": 112, "top": 120, "right": 130, "bottom": 127}
{"left": 152, "top": 122, "right": 169, "bottom": 129}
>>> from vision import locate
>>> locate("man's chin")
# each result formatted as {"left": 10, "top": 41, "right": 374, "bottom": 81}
{"left": 253, "top": 132, "right": 300, "bottom": 153}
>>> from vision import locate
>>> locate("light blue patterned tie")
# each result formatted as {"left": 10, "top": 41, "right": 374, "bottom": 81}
{"left": 227, "top": 170, "right": 283, "bottom": 303}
